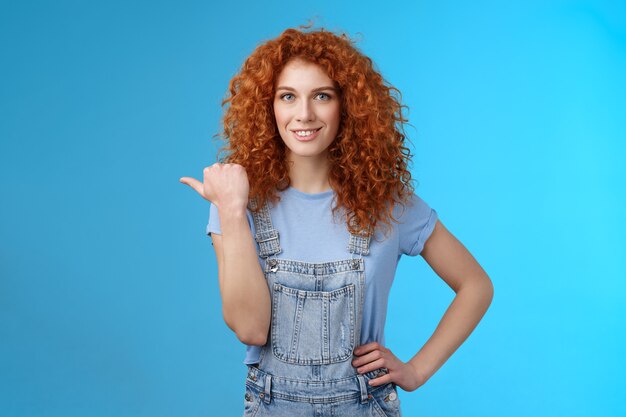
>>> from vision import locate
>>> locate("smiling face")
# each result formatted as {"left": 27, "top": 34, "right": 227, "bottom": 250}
{"left": 273, "top": 58, "right": 341, "bottom": 162}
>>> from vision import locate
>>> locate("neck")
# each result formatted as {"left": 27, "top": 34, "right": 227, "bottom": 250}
{"left": 286, "top": 151, "right": 331, "bottom": 194}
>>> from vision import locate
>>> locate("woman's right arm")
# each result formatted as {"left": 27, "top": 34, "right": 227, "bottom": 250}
{"left": 180, "top": 163, "right": 270, "bottom": 346}
{"left": 210, "top": 210, "right": 270, "bottom": 346}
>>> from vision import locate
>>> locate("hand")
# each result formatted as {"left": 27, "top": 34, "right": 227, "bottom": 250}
{"left": 352, "top": 342, "right": 426, "bottom": 392}
{"left": 179, "top": 163, "right": 250, "bottom": 211}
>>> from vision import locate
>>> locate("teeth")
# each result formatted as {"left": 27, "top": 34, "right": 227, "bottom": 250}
{"left": 295, "top": 129, "right": 318, "bottom": 136}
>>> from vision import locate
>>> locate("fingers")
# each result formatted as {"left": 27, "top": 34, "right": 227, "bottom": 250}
{"left": 179, "top": 176, "right": 204, "bottom": 197}
{"left": 353, "top": 342, "right": 412, "bottom": 389}
{"left": 368, "top": 372, "right": 392, "bottom": 387}
{"left": 352, "top": 349, "right": 383, "bottom": 368}
{"left": 355, "top": 357, "right": 386, "bottom": 375}
{"left": 352, "top": 342, "right": 397, "bottom": 386}
{"left": 353, "top": 342, "right": 384, "bottom": 356}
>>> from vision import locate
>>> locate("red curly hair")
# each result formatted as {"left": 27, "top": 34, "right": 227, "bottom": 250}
{"left": 214, "top": 25, "right": 417, "bottom": 238}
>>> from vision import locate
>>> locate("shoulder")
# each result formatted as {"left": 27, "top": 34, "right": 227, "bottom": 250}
{"left": 393, "top": 191, "right": 435, "bottom": 221}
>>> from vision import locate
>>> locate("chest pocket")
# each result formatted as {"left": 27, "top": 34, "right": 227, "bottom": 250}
{"left": 270, "top": 283, "right": 356, "bottom": 365}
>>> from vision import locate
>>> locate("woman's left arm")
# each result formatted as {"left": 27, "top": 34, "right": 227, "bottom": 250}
{"left": 352, "top": 219, "right": 494, "bottom": 391}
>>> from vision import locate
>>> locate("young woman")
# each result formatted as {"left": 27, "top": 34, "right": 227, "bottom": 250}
{"left": 180, "top": 26, "right": 493, "bottom": 417}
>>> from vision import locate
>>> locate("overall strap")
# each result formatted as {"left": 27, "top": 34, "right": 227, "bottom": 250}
{"left": 249, "top": 196, "right": 282, "bottom": 258}
{"left": 347, "top": 217, "right": 372, "bottom": 257}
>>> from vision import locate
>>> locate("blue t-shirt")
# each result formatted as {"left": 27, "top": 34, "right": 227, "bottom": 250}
{"left": 206, "top": 185, "right": 438, "bottom": 364}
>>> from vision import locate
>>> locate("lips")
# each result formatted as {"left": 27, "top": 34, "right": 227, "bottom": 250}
{"left": 291, "top": 127, "right": 322, "bottom": 133}
{"left": 291, "top": 127, "right": 322, "bottom": 142}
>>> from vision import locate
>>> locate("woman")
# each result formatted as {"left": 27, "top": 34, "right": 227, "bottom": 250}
{"left": 180, "top": 25, "right": 493, "bottom": 417}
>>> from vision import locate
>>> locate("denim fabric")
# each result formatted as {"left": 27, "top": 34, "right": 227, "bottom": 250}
{"left": 240, "top": 198, "right": 402, "bottom": 416}
{"left": 207, "top": 188, "right": 439, "bottom": 365}
{"left": 243, "top": 365, "right": 401, "bottom": 417}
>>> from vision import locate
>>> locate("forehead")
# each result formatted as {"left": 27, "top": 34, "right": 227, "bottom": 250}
{"left": 275, "top": 59, "right": 336, "bottom": 88}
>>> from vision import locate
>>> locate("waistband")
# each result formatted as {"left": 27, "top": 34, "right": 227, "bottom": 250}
{"left": 245, "top": 364, "right": 392, "bottom": 404}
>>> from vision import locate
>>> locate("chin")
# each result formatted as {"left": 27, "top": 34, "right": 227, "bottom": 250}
{"left": 285, "top": 145, "right": 330, "bottom": 159}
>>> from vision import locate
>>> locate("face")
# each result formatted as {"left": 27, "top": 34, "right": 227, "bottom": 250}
{"left": 273, "top": 59, "right": 341, "bottom": 162}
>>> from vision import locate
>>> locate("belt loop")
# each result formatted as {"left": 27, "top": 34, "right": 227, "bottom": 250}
{"left": 357, "top": 374, "right": 369, "bottom": 404}
{"left": 263, "top": 374, "right": 272, "bottom": 404}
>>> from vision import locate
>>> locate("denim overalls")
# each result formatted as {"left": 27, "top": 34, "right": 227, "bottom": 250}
{"left": 242, "top": 197, "right": 402, "bottom": 417}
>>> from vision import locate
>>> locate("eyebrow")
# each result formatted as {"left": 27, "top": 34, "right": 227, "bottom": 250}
{"left": 275, "top": 86, "right": 339, "bottom": 93}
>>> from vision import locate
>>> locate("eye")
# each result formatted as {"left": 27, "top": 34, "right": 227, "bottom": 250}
{"left": 316, "top": 92, "right": 332, "bottom": 100}
{"left": 280, "top": 93, "right": 295, "bottom": 101}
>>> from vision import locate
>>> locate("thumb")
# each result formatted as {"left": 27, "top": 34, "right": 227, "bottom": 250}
{"left": 179, "top": 176, "right": 205, "bottom": 197}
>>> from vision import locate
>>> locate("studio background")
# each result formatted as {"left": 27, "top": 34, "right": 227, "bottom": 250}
{"left": 1, "top": 0, "right": 624, "bottom": 416}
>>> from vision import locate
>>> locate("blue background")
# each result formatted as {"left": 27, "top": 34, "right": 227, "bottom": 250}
{"left": 1, "top": 0, "right": 624, "bottom": 416}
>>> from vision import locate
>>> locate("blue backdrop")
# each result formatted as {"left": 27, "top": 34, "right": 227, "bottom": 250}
{"left": 1, "top": 1, "right": 624, "bottom": 416}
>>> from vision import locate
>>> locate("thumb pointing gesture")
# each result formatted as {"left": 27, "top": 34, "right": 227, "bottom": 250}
{"left": 179, "top": 176, "right": 206, "bottom": 199}
{"left": 179, "top": 163, "right": 250, "bottom": 211}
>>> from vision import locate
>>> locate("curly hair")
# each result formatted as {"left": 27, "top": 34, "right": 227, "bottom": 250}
{"left": 214, "top": 25, "right": 417, "bottom": 239}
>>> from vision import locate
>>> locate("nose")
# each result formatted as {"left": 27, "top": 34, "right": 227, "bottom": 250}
{"left": 295, "top": 99, "right": 315, "bottom": 122}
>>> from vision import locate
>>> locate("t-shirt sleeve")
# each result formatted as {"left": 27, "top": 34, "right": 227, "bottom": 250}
{"left": 398, "top": 193, "right": 438, "bottom": 257}
{"left": 206, "top": 202, "right": 222, "bottom": 236}
{"left": 206, "top": 202, "right": 255, "bottom": 237}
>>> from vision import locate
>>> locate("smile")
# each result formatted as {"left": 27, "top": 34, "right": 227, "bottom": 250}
{"left": 292, "top": 127, "right": 322, "bottom": 142}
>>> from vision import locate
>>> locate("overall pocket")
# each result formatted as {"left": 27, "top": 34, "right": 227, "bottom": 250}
{"left": 371, "top": 383, "right": 402, "bottom": 417}
{"left": 242, "top": 383, "right": 262, "bottom": 417}
{"left": 271, "top": 282, "right": 356, "bottom": 365}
